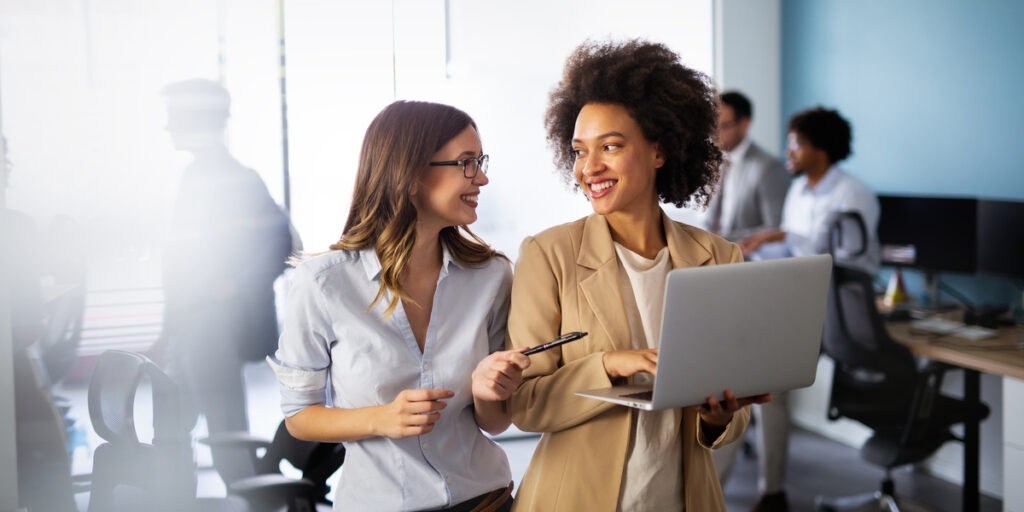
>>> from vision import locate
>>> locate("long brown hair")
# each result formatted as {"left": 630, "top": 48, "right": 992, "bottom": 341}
{"left": 332, "top": 100, "right": 503, "bottom": 317}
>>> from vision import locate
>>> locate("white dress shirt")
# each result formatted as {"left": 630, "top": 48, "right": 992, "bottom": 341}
{"left": 268, "top": 246, "right": 512, "bottom": 510}
{"left": 718, "top": 138, "right": 753, "bottom": 233}
{"left": 778, "top": 165, "right": 880, "bottom": 274}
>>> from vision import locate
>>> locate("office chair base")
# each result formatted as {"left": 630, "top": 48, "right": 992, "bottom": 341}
{"left": 815, "top": 491, "right": 930, "bottom": 512}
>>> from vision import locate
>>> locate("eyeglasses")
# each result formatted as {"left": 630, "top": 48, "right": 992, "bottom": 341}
{"left": 429, "top": 154, "right": 489, "bottom": 179}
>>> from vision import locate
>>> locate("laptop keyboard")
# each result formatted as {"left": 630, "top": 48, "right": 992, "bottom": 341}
{"left": 620, "top": 391, "right": 653, "bottom": 401}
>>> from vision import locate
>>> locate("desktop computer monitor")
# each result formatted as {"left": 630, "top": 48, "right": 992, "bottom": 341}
{"left": 976, "top": 199, "right": 1024, "bottom": 279}
{"left": 877, "top": 195, "right": 977, "bottom": 273}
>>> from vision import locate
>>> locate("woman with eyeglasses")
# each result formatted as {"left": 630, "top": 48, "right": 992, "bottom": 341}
{"left": 506, "top": 40, "right": 771, "bottom": 511}
{"left": 269, "top": 100, "right": 527, "bottom": 511}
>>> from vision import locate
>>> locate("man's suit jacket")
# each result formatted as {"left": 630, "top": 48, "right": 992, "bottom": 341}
{"left": 507, "top": 212, "right": 749, "bottom": 512}
{"left": 707, "top": 142, "right": 790, "bottom": 241}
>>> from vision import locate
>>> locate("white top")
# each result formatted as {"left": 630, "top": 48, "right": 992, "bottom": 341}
{"left": 779, "top": 165, "right": 880, "bottom": 274}
{"left": 267, "top": 246, "right": 512, "bottom": 510}
{"left": 719, "top": 137, "right": 752, "bottom": 233}
{"left": 613, "top": 243, "right": 684, "bottom": 511}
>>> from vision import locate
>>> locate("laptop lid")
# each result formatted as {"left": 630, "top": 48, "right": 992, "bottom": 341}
{"left": 645, "top": 254, "right": 833, "bottom": 409}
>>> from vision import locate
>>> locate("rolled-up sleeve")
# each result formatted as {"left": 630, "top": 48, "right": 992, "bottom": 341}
{"left": 267, "top": 263, "right": 333, "bottom": 417}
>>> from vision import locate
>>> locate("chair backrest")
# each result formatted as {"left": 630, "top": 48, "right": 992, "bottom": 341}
{"left": 88, "top": 350, "right": 145, "bottom": 444}
{"left": 827, "top": 210, "right": 868, "bottom": 260}
{"left": 823, "top": 265, "right": 919, "bottom": 420}
{"left": 822, "top": 212, "right": 919, "bottom": 420}
{"left": 87, "top": 350, "right": 195, "bottom": 511}
{"left": 823, "top": 266, "right": 898, "bottom": 366}
{"left": 823, "top": 211, "right": 910, "bottom": 371}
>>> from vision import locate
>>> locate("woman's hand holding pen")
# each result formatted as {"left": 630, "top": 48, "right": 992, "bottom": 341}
{"left": 699, "top": 389, "right": 773, "bottom": 427}
{"left": 472, "top": 348, "right": 531, "bottom": 401}
{"left": 375, "top": 388, "right": 454, "bottom": 439}
{"left": 602, "top": 349, "right": 659, "bottom": 379}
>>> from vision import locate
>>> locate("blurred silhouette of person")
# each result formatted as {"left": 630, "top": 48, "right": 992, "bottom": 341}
{"left": 2, "top": 136, "right": 76, "bottom": 511}
{"left": 705, "top": 91, "right": 789, "bottom": 241}
{"left": 159, "top": 79, "right": 293, "bottom": 483}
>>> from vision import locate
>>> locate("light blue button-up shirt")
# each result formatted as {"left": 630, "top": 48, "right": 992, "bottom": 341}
{"left": 268, "top": 246, "right": 512, "bottom": 511}
{"left": 779, "top": 165, "right": 881, "bottom": 274}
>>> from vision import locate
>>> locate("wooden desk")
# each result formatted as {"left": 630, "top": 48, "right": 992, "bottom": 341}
{"left": 887, "top": 321, "right": 1024, "bottom": 512}
{"left": 887, "top": 321, "right": 1024, "bottom": 379}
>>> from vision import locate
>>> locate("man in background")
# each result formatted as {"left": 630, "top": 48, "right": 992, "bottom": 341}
{"left": 160, "top": 79, "right": 293, "bottom": 484}
{"left": 705, "top": 91, "right": 789, "bottom": 241}
{"left": 740, "top": 107, "right": 880, "bottom": 274}
{"left": 735, "top": 107, "right": 880, "bottom": 512}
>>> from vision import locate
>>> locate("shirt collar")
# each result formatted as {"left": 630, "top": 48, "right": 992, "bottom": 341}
{"left": 727, "top": 137, "right": 752, "bottom": 164}
{"left": 797, "top": 164, "right": 843, "bottom": 196}
{"left": 813, "top": 164, "right": 843, "bottom": 193}
{"left": 359, "top": 242, "right": 463, "bottom": 282}
{"left": 440, "top": 241, "right": 464, "bottom": 274}
{"left": 360, "top": 248, "right": 383, "bottom": 281}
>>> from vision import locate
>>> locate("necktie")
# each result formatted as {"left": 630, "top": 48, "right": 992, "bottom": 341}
{"left": 709, "top": 157, "right": 730, "bottom": 234}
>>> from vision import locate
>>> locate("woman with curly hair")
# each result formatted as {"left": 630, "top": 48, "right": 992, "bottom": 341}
{"left": 506, "top": 40, "right": 770, "bottom": 511}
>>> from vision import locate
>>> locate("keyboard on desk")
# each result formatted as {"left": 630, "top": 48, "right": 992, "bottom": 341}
{"left": 910, "top": 317, "right": 997, "bottom": 340}
{"left": 620, "top": 390, "right": 653, "bottom": 401}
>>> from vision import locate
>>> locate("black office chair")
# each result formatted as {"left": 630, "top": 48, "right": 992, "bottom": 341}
{"left": 38, "top": 284, "right": 86, "bottom": 388}
{"left": 87, "top": 350, "right": 280, "bottom": 511}
{"left": 33, "top": 282, "right": 86, "bottom": 447}
{"left": 89, "top": 350, "right": 209, "bottom": 510}
{"left": 39, "top": 214, "right": 88, "bottom": 393}
{"left": 200, "top": 420, "right": 345, "bottom": 512}
{"left": 814, "top": 265, "right": 990, "bottom": 511}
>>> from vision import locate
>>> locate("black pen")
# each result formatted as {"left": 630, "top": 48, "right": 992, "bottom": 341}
{"left": 523, "top": 331, "right": 588, "bottom": 356}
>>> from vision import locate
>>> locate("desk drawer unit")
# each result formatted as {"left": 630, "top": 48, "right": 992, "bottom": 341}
{"left": 1006, "top": 377, "right": 1024, "bottom": 511}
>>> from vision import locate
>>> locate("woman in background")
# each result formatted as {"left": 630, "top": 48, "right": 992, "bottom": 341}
{"left": 269, "top": 100, "right": 528, "bottom": 511}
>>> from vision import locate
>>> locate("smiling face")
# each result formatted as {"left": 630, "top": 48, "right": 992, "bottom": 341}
{"left": 411, "top": 124, "right": 488, "bottom": 230}
{"left": 572, "top": 103, "right": 664, "bottom": 216}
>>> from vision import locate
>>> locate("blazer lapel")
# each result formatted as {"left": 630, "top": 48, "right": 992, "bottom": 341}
{"left": 576, "top": 212, "right": 713, "bottom": 351}
{"left": 577, "top": 215, "right": 634, "bottom": 351}
{"left": 662, "top": 210, "right": 712, "bottom": 270}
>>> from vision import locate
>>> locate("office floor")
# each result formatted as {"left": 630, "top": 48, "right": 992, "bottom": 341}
{"left": 721, "top": 426, "right": 1003, "bottom": 512}
{"left": 64, "top": 362, "right": 1002, "bottom": 512}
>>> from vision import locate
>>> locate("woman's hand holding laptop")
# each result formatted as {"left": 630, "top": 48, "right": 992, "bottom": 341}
{"left": 699, "top": 390, "right": 773, "bottom": 427}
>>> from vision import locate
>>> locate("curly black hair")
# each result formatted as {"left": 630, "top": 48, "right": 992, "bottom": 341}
{"left": 544, "top": 39, "right": 722, "bottom": 208}
{"left": 787, "top": 107, "right": 852, "bottom": 164}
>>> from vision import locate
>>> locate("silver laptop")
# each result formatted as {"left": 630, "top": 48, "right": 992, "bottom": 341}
{"left": 575, "top": 254, "right": 832, "bottom": 410}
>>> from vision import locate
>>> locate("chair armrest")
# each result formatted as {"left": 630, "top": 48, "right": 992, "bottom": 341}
{"left": 229, "top": 474, "right": 316, "bottom": 504}
{"left": 200, "top": 431, "right": 272, "bottom": 452}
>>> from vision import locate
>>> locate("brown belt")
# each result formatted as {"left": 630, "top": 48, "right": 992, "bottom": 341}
{"left": 441, "top": 481, "right": 514, "bottom": 512}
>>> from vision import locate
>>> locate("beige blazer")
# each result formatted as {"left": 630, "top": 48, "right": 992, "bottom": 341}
{"left": 507, "top": 211, "right": 749, "bottom": 512}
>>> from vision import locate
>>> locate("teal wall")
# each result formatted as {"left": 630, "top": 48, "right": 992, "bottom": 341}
{"left": 782, "top": 0, "right": 1024, "bottom": 307}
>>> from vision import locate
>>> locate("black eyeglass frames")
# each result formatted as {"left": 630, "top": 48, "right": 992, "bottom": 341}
{"left": 428, "top": 154, "right": 489, "bottom": 179}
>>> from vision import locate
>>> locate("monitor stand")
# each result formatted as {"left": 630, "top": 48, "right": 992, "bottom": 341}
{"left": 922, "top": 271, "right": 959, "bottom": 311}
